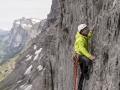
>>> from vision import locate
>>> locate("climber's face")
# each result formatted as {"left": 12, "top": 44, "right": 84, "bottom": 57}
{"left": 81, "top": 27, "right": 89, "bottom": 36}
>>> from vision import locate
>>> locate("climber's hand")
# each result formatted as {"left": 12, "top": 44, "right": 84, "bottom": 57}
{"left": 91, "top": 26, "right": 95, "bottom": 31}
{"left": 89, "top": 55, "right": 96, "bottom": 60}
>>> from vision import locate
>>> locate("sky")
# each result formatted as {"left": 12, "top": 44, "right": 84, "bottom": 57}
{"left": 0, "top": 0, "right": 52, "bottom": 30}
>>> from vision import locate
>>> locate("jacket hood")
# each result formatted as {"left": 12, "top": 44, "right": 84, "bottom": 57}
{"left": 75, "top": 31, "right": 84, "bottom": 39}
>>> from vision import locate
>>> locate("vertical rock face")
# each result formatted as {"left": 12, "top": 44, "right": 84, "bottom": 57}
{"left": 57, "top": 0, "right": 120, "bottom": 90}
{"left": 0, "top": 0, "right": 120, "bottom": 90}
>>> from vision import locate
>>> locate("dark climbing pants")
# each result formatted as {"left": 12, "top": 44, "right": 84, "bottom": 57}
{"left": 78, "top": 55, "right": 91, "bottom": 90}
{"left": 79, "top": 55, "right": 91, "bottom": 73}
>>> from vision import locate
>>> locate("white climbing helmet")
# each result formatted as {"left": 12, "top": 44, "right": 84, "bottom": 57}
{"left": 78, "top": 24, "right": 87, "bottom": 32}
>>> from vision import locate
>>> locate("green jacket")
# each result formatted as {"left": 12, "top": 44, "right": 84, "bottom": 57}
{"left": 74, "top": 30, "right": 93, "bottom": 58}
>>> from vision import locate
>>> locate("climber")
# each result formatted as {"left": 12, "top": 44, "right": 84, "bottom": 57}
{"left": 74, "top": 24, "right": 95, "bottom": 89}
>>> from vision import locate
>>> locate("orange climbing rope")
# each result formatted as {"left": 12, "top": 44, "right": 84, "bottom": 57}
{"left": 73, "top": 55, "right": 78, "bottom": 90}
{"left": 73, "top": 54, "right": 83, "bottom": 90}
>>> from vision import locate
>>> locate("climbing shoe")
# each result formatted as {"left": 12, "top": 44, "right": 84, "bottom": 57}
{"left": 83, "top": 73, "right": 89, "bottom": 80}
{"left": 78, "top": 88, "right": 82, "bottom": 90}
{"left": 78, "top": 87, "right": 82, "bottom": 90}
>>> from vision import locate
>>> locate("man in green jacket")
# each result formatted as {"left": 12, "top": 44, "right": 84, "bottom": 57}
{"left": 74, "top": 24, "right": 95, "bottom": 90}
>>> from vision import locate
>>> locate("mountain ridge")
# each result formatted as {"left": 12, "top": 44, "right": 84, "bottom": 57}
{"left": 0, "top": 17, "right": 46, "bottom": 64}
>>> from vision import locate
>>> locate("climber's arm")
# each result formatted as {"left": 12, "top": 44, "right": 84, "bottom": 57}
{"left": 87, "top": 26, "right": 95, "bottom": 40}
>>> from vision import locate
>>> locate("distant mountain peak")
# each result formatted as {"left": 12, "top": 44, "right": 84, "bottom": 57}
{"left": 0, "top": 28, "right": 11, "bottom": 31}
{"left": 13, "top": 17, "right": 42, "bottom": 30}
{"left": 0, "top": 17, "right": 46, "bottom": 64}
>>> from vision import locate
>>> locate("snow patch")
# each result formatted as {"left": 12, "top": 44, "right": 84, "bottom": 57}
{"left": 32, "top": 18, "right": 41, "bottom": 24}
{"left": 26, "top": 54, "right": 30, "bottom": 58}
{"left": 16, "top": 21, "right": 20, "bottom": 25}
{"left": 26, "top": 55, "right": 32, "bottom": 61}
{"left": 22, "top": 24, "right": 27, "bottom": 27}
{"left": 33, "top": 48, "right": 42, "bottom": 61}
{"left": 34, "top": 45, "right": 37, "bottom": 50}
{"left": 35, "top": 48, "right": 42, "bottom": 55}
{"left": 24, "top": 85, "right": 32, "bottom": 90}
{"left": 17, "top": 80, "right": 22, "bottom": 83}
{"left": 28, "top": 24, "right": 32, "bottom": 27}
{"left": 24, "top": 65, "right": 32, "bottom": 75}
{"left": 20, "top": 84, "right": 32, "bottom": 90}
{"left": 21, "top": 24, "right": 32, "bottom": 29}
{"left": 37, "top": 65, "right": 43, "bottom": 72}
{"left": 34, "top": 54, "right": 39, "bottom": 61}
{"left": 20, "top": 84, "right": 25, "bottom": 89}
